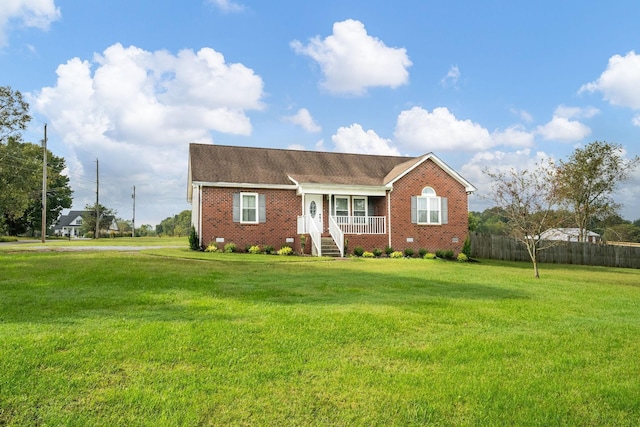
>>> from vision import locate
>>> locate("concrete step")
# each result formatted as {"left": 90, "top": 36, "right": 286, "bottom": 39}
{"left": 320, "top": 237, "right": 342, "bottom": 257}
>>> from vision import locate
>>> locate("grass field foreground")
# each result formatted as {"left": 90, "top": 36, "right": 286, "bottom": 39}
{"left": 1, "top": 247, "right": 639, "bottom": 425}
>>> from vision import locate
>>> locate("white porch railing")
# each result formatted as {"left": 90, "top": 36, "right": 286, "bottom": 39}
{"left": 329, "top": 215, "right": 344, "bottom": 258}
{"left": 333, "top": 216, "right": 386, "bottom": 234}
{"left": 307, "top": 215, "right": 321, "bottom": 257}
{"left": 297, "top": 215, "right": 306, "bottom": 234}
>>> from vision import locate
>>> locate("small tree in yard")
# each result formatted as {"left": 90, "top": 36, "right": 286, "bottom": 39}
{"left": 485, "top": 161, "right": 565, "bottom": 278}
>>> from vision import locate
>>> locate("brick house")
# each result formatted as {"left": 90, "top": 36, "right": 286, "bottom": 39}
{"left": 187, "top": 143, "right": 476, "bottom": 256}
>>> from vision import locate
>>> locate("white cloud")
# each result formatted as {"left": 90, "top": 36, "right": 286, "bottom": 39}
{"left": 31, "top": 43, "right": 264, "bottom": 224}
{"left": 440, "top": 65, "right": 460, "bottom": 88}
{"left": 492, "top": 125, "right": 535, "bottom": 148}
{"left": 207, "top": 0, "right": 244, "bottom": 13}
{"left": 580, "top": 51, "right": 640, "bottom": 109}
{"left": 536, "top": 116, "right": 591, "bottom": 142}
{"left": 290, "top": 19, "right": 412, "bottom": 95}
{"left": 510, "top": 108, "right": 534, "bottom": 123}
{"left": 394, "top": 107, "right": 536, "bottom": 152}
{"left": 332, "top": 124, "right": 400, "bottom": 156}
{"left": 534, "top": 105, "right": 596, "bottom": 143}
{"left": 0, "top": 0, "right": 60, "bottom": 47}
{"left": 554, "top": 105, "right": 599, "bottom": 119}
{"left": 395, "top": 107, "right": 535, "bottom": 152}
{"left": 283, "top": 108, "right": 321, "bottom": 133}
{"left": 633, "top": 114, "right": 640, "bottom": 127}
{"left": 394, "top": 107, "right": 492, "bottom": 152}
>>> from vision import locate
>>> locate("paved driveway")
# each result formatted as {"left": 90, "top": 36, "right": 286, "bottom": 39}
{"left": 0, "top": 241, "right": 182, "bottom": 251}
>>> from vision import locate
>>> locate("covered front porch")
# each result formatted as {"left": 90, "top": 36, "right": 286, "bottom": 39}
{"left": 295, "top": 189, "right": 388, "bottom": 257}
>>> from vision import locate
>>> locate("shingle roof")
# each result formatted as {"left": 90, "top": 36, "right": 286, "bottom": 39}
{"left": 188, "top": 143, "right": 477, "bottom": 199}
{"left": 189, "top": 143, "right": 415, "bottom": 186}
{"left": 54, "top": 210, "right": 86, "bottom": 228}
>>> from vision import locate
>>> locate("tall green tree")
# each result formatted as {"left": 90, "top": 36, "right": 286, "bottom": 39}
{"left": 116, "top": 218, "right": 132, "bottom": 236}
{"left": 0, "top": 86, "right": 70, "bottom": 236}
{"left": 1, "top": 140, "right": 72, "bottom": 235}
{"left": 603, "top": 223, "right": 640, "bottom": 243}
{"left": 156, "top": 210, "right": 191, "bottom": 236}
{"left": 0, "top": 86, "right": 31, "bottom": 143}
{"left": 81, "top": 204, "right": 117, "bottom": 238}
{"left": 472, "top": 207, "right": 510, "bottom": 235}
{"left": 555, "top": 141, "right": 640, "bottom": 242}
{"left": 0, "top": 137, "right": 39, "bottom": 233}
{"left": 1, "top": 138, "right": 73, "bottom": 235}
{"left": 138, "top": 224, "right": 155, "bottom": 237}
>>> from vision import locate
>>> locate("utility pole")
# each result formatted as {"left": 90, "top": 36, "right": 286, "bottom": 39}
{"left": 131, "top": 185, "right": 136, "bottom": 237}
{"left": 95, "top": 158, "right": 99, "bottom": 239}
{"left": 41, "top": 124, "right": 47, "bottom": 243}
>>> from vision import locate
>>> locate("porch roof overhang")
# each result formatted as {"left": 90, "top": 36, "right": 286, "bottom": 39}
{"left": 189, "top": 177, "right": 391, "bottom": 200}
{"left": 289, "top": 176, "right": 390, "bottom": 197}
{"left": 190, "top": 180, "right": 298, "bottom": 192}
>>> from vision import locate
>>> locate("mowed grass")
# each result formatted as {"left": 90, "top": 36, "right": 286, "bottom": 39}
{"left": 1, "top": 248, "right": 639, "bottom": 426}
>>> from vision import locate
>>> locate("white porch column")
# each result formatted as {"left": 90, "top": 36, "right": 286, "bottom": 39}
{"left": 387, "top": 189, "right": 392, "bottom": 248}
{"left": 302, "top": 192, "right": 306, "bottom": 232}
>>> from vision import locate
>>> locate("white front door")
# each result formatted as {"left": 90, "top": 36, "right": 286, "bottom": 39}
{"left": 307, "top": 194, "right": 323, "bottom": 233}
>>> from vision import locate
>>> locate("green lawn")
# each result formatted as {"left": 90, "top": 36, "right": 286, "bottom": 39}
{"left": 1, "top": 247, "right": 639, "bottom": 426}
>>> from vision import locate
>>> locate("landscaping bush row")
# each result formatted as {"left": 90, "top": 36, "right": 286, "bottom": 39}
{"left": 197, "top": 241, "right": 469, "bottom": 261}
{"left": 203, "top": 242, "right": 295, "bottom": 256}
{"left": 350, "top": 245, "right": 469, "bottom": 261}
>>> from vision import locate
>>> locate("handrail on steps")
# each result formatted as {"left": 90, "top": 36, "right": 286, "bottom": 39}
{"left": 308, "top": 215, "right": 321, "bottom": 257}
{"left": 329, "top": 215, "right": 344, "bottom": 257}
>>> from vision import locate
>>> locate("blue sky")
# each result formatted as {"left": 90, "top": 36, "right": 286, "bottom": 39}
{"left": 3, "top": 0, "right": 640, "bottom": 226}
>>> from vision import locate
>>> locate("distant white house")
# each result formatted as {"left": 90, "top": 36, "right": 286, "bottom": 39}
{"left": 540, "top": 228, "right": 601, "bottom": 244}
{"left": 54, "top": 210, "right": 119, "bottom": 237}
{"left": 53, "top": 210, "right": 85, "bottom": 237}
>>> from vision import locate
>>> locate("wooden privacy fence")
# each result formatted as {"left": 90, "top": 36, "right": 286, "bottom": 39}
{"left": 470, "top": 233, "right": 640, "bottom": 269}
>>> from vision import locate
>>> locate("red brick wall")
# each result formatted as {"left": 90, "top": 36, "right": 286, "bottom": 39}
{"left": 344, "top": 235, "right": 389, "bottom": 254}
{"left": 200, "top": 187, "right": 303, "bottom": 252}
{"left": 387, "top": 158, "right": 469, "bottom": 255}
{"left": 198, "top": 158, "right": 470, "bottom": 256}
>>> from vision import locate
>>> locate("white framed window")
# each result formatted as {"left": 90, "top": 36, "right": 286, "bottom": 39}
{"left": 334, "top": 197, "right": 349, "bottom": 217}
{"left": 415, "top": 187, "right": 441, "bottom": 225}
{"left": 352, "top": 196, "right": 367, "bottom": 224}
{"left": 241, "top": 192, "right": 258, "bottom": 223}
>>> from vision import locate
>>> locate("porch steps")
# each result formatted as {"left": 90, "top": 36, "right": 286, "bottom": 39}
{"left": 321, "top": 237, "right": 342, "bottom": 257}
